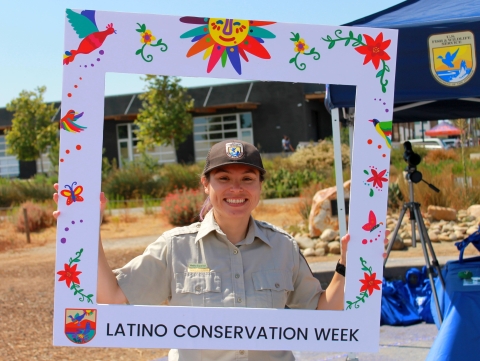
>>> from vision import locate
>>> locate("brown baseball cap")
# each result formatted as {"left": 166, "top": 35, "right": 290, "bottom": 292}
{"left": 203, "top": 140, "right": 266, "bottom": 175}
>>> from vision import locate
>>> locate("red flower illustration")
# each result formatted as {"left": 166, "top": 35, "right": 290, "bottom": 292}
{"left": 57, "top": 263, "right": 82, "bottom": 288}
{"left": 354, "top": 33, "right": 391, "bottom": 69}
{"left": 360, "top": 272, "right": 382, "bottom": 295}
{"left": 367, "top": 169, "right": 388, "bottom": 188}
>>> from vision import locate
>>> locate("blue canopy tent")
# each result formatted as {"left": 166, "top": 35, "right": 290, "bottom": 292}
{"left": 327, "top": 0, "right": 480, "bottom": 122}
{"left": 328, "top": 0, "right": 480, "bottom": 236}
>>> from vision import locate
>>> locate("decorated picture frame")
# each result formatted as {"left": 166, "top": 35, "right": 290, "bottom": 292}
{"left": 54, "top": 9, "right": 397, "bottom": 352}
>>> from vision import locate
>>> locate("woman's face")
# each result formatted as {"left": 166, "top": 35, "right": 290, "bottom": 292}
{"left": 202, "top": 164, "right": 262, "bottom": 222}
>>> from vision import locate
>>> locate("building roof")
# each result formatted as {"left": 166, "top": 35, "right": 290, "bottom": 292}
{"left": 0, "top": 81, "right": 325, "bottom": 127}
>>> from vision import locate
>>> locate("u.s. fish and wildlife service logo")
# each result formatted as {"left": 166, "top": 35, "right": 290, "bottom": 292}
{"left": 429, "top": 31, "right": 476, "bottom": 87}
{"left": 65, "top": 308, "right": 96, "bottom": 344}
{"left": 226, "top": 142, "right": 244, "bottom": 159}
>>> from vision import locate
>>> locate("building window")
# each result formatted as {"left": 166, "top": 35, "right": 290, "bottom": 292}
{"left": 193, "top": 112, "right": 253, "bottom": 161}
{"left": 116, "top": 123, "right": 176, "bottom": 166}
{"left": 0, "top": 135, "right": 20, "bottom": 178}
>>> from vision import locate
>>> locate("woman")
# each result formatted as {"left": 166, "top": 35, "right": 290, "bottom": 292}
{"left": 54, "top": 140, "right": 356, "bottom": 361}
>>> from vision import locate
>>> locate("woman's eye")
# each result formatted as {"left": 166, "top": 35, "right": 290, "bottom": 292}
{"left": 216, "top": 20, "right": 224, "bottom": 25}
{"left": 233, "top": 21, "right": 241, "bottom": 26}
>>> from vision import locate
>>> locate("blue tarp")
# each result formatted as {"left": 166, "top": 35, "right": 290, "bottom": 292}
{"left": 327, "top": 0, "right": 480, "bottom": 122}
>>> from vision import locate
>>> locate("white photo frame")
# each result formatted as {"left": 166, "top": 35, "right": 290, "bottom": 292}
{"left": 54, "top": 9, "right": 397, "bottom": 352}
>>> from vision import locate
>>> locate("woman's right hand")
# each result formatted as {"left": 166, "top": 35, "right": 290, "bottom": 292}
{"left": 52, "top": 183, "right": 108, "bottom": 219}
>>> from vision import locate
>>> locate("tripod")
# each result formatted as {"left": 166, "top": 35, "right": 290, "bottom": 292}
{"left": 384, "top": 172, "right": 446, "bottom": 325}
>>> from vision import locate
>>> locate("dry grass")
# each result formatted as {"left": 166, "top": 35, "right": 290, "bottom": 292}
{"left": 252, "top": 201, "right": 304, "bottom": 230}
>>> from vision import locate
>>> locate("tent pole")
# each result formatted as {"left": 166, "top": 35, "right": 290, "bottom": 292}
{"left": 331, "top": 108, "right": 347, "bottom": 238}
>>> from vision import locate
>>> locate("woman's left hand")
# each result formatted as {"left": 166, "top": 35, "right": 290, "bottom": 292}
{"left": 339, "top": 230, "right": 390, "bottom": 266}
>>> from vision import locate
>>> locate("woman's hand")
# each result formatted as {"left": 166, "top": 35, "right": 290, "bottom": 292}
{"left": 52, "top": 183, "right": 108, "bottom": 219}
{"left": 339, "top": 230, "right": 390, "bottom": 265}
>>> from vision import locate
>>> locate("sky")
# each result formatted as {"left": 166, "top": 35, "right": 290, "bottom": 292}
{"left": 0, "top": 0, "right": 405, "bottom": 108}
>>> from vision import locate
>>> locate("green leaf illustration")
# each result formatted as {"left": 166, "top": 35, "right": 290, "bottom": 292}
{"left": 369, "top": 189, "right": 374, "bottom": 197}
{"left": 135, "top": 49, "right": 142, "bottom": 55}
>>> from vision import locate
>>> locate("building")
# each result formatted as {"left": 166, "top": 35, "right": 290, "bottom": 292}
{"left": 0, "top": 81, "right": 332, "bottom": 178}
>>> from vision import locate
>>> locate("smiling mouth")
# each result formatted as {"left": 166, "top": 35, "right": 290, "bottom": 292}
{"left": 225, "top": 198, "right": 246, "bottom": 204}
{"left": 219, "top": 36, "right": 235, "bottom": 42}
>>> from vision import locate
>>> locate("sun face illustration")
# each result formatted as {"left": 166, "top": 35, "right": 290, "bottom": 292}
{"left": 180, "top": 16, "right": 276, "bottom": 75}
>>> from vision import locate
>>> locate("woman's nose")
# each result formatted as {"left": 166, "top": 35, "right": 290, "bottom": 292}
{"left": 230, "top": 181, "right": 243, "bottom": 191}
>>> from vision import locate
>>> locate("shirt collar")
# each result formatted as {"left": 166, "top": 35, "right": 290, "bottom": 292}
{"left": 195, "top": 210, "right": 272, "bottom": 247}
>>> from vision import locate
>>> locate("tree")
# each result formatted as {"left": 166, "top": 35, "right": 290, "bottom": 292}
{"left": 135, "top": 76, "right": 194, "bottom": 153}
{"left": 5, "top": 86, "right": 58, "bottom": 173}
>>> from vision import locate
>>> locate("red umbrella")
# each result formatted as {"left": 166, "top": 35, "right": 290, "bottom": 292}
{"left": 425, "top": 123, "right": 461, "bottom": 136}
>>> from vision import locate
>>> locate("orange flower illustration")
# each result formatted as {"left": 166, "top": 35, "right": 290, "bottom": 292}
{"left": 294, "top": 39, "right": 309, "bottom": 53}
{"left": 141, "top": 29, "right": 156, "bottom": 45}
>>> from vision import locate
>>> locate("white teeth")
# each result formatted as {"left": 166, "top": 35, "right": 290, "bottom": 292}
{"left": 226, "top": 199, "right": 246, "bottom": 204}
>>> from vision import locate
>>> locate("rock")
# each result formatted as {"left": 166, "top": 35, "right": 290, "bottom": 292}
{"left": 400, "top": 231, "right": 410, "bottom": 239}
{"left": 327, "top": 241, "right": 341, "bottom": 255}
{"left": 453, "top": 226, "right": 468, "bottom": 233}
{"left": 442, "top": 225, "right": 453, "bottom": 232}
{"left": 428, "top": 231, "right": 440, "bottom": 242}
{"left": 439, "top": 234, "right": 451, "bottom": 242}
{"left": 314, "top": 240, "right": 329, "bottom": 252}
{"left": 455, "top": 231, "right": 465, "bottom": 240}
{"left": 430, "top": 223, "right": 442, "bottom": 231}
{"left": 458, "top": 209, "right": 468, "bottom": 217}
{"left": 295, "top": 235, "right": 315, "bottom": 250}
{"left": 467, "top": 205, "right": 480, "bottom": 220}
{"left": 321, "top": 229, "right": 337, "bottom": 242}
{"left": 388, "top": 233, "right": 405, "bottom": 250}
{"left": 467, "top": 226, "right": 479, "bottom": 235}
{"left": 403, "top": 238, "right": 412, "bottom": 247}
{"left": 314, "top": 248, "right": 326, "bottom": 257}
{"left": 309, "top": 181, "right": 351, "bottom": 238}
{"left": 303, "top": 248, "right": 315, "bottom": 257}
{"left": 464, "top": 215, "right": 478, "bottom": 223}
{"left": 449, "top": 233, "right": 457, "bottom": 242}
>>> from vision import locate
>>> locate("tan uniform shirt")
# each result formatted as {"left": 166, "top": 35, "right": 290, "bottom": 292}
{"left": 115, "top": 210, "right": 323, "bottom": 361}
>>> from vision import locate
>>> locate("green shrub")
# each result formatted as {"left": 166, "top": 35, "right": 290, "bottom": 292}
{"left": 0, "top": 174, "right": 56, "bottom": 207}
{"left": 162, "top": 188, "right": 205, "bottom": 226}
{"left": 159, "top": 163, "right": 203, "bottom": 193}
{"left": 102, "top": 162, "right": 166, "bottom": 200}
{"left": 288, "top": 140, "right": 350, "bottom": 171}
{"left": 262, "top": 169, "right": 324, "bottom": 199}
{"left": 15, "top": 201, "right": 54, "bottom": 232}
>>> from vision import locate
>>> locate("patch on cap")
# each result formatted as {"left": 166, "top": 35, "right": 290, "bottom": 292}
{"left": 225, "top": 142, "right": 244, "bottom": 159}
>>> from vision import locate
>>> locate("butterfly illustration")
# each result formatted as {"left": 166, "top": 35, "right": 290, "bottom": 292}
{"left": 362, "top": 210, "right": 383, "bottom": 232}
{"left": 60, "top": 182, "right": 84, "bottom": 205}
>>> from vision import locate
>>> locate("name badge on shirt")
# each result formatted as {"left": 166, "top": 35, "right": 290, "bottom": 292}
{"left": 188, "top": 263, "right": 210, "bottom": 273}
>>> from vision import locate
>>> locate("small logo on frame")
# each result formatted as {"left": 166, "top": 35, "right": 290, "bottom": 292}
{"left": 225, "top": 142, "right": 244, "bottom": 159}
{"left": 65, "top": 308, "right": 96, "bottom": 344}
{"left": 429, "top": 31, "right": 476, "bottom": 87}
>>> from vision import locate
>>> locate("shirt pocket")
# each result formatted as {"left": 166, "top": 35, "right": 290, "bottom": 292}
{"left": 252, "top": 270, "right": 294, "bottom": 308}
{"left": 175, "top": 272, "right": 222, "bottom": 307}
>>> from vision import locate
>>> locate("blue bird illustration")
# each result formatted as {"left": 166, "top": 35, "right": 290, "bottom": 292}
{"left": 437, "top": 48, "right": 459, "bottom": 68}
{"left": 68, "top": 311, "right": 86, "bottom": 324}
